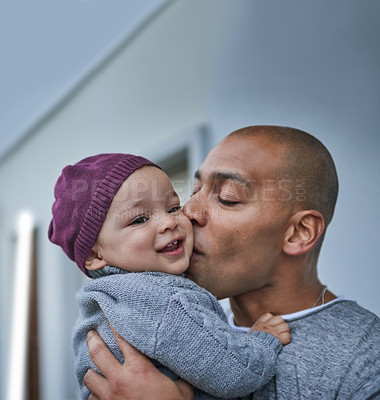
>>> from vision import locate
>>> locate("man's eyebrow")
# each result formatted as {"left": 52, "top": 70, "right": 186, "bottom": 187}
{"left": 169, "top": 190, "right": 179, "bottom": 199}
{"left": 212, "top": 171, "right": 250, "bottom": 187}
{"left": 194, "top": 169, "right": 250, "bottom": 188}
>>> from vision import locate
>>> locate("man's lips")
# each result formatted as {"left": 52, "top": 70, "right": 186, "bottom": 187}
{"left": 192, "top": 244, "right": 204, "bottom": 256}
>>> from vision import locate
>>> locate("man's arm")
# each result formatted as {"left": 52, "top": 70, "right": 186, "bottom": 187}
{"left": 84, "top": 329, "right": 194, "bottom": 400}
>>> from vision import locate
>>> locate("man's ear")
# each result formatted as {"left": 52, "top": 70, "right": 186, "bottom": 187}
{"left": 85, "top": 249, "right": 108, "bottom": 271}
{"left": 283, "top": 210, "right": 325, "bottom": 256}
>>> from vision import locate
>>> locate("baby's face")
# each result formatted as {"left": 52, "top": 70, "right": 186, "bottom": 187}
{"left": 93, "top": 166, "right": 193, "bottom": 275}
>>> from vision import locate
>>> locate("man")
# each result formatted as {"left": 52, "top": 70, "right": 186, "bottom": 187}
{"left": 83, "top": 126, "right": 380, "bottom": 399}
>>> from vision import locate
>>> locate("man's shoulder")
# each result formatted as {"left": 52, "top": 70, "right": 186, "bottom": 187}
{"left": 291, "top": 299, "right": 379, "bottom": 329}
{"left": 329, "top": 299, "right": 379, "bottom": 317}
{"left": 289, "top": 299, "right": 380, "bottom": 347}
{"left": 334, "top": 300, "right": 380, "bottom": 327}
{"left": 273, "top": 301, "right": 380, "bottom": 399}
{"left": 285, "top": 300, "right": 380, "bottom": 364}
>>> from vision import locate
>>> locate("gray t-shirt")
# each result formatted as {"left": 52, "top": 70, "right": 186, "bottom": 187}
{"left": 231, "top": 299, "right": 380, "bottom": 399}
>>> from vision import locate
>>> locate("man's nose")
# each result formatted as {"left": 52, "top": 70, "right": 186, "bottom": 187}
{"left": 158, "top": 213, "right": 178, "bottom": 233}
{"left": 183, "top": 193, "right": 207, "bottom": 226}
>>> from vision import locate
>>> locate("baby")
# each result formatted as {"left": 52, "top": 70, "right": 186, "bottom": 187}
{"left": 48, "top": 153, "right": 290, "bottom": 400}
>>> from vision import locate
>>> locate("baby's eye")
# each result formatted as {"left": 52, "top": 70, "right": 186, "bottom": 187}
{"left": 168, "top": 206, "right": 181, "bottom": 214}
{"left": 130, "top": 216, "right": 149, "bottom": 225}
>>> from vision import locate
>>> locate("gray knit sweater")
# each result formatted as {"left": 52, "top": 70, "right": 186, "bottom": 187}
{"left": 246, "top": 299, "right": 380, "bottom": 399}
{"left": 73, "top": 269, "right": 282, "bottom": 400}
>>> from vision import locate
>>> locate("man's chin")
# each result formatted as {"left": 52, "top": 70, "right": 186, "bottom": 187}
{"left": 186, "top": 257, "right": 214, "bottom": 290}
{"left": 185, "top": 267, "right": 202, "bottom": 286}
{"left": 184, "top": 271, "right": 194, "bottom": 281}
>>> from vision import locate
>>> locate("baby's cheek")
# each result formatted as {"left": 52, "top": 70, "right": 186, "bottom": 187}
{"left": 184, "top": 240, "right": 193, "bottom": 260}
{"left": 125, "top": 233, "right": 154, "bottom": 251}
{"left": 180, "top": 213, "right": 193, "bottom": 232}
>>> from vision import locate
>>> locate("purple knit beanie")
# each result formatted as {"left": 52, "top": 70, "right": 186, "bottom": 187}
{"left": 48, "top": 153, "right": 160, "bottom": 276}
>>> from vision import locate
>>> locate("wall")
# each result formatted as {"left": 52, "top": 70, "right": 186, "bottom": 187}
{"left": 0, "top": 1, "right": 238, "bottom": 399}
{"left": 210, "top": 0, "right": 380, "bottom": 314}
{"left": 0, "top": 1, "right": 379, "bottom": 399}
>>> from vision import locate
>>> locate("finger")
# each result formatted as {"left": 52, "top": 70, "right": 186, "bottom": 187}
{"left": 87, "top": 330, "right": 122, "bottom": 377}
{"left": 176, "top": 379, "right": 195, "bottom": 399}
{"left": 277, "top": 323, "right": 291, "bottom": 333}
{"left": 109, "top": 322, "right": 153, "bottom": 369}
{"left": 255, "top": 312, "right": 274, "bottom": 323}
{"left": 278, "top": 331, "right": 291, "bottom": 345}
{"left": 271, "top": 324, "right": 290, "bottom": 336}
{"left": 83, "top": 368, "right": 108, "bottom": 398}
{"left": 264, "top": 315, "right": 285, "bottom": 326}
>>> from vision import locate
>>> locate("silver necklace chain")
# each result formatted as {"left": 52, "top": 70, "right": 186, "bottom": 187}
{"left": 312, "top": 285, "right": 328, "bottom": 308}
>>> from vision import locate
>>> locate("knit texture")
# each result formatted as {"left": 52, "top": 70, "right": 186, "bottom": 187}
{"left": 73, "top": 270, "right": 282, "bottom": 400}
{"left": 48, "top": 153, "right": 159, "bottom": 275}
{"left": 248, "top": 300, "right": 380, "bottom": 399}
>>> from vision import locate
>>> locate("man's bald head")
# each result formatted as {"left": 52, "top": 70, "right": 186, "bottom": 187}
{"left": 228, "top": 126, "right": 339, "bottom": 227}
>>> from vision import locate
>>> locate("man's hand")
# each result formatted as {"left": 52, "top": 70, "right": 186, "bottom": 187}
{"left": 84, "top": 327, "right": 194, "bottom": 400}
{"left": 250, "top": 313, "right": 291, "bottom": 345}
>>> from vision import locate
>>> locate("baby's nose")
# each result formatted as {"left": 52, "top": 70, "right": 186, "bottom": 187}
{"left": 158, "top": 213, "right": 178, "bottom": 233}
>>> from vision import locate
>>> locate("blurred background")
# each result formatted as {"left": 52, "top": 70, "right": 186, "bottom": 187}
{"left": 1, "top": 0, "right": 379, "bottom": 399}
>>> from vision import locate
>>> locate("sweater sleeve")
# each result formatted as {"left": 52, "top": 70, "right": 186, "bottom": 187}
{"left": 73, "top": 273, "right": 179, "bottom": 400}
{"left": 153, "top": 289, "right": 282, "bottom": 398}
{"left": 73, "top": 273, "right": 282, "bottom": 399}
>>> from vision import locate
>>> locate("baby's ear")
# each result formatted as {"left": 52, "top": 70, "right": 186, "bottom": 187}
{"left": 85, "top": 249, "right": 107, "bottom": 271}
